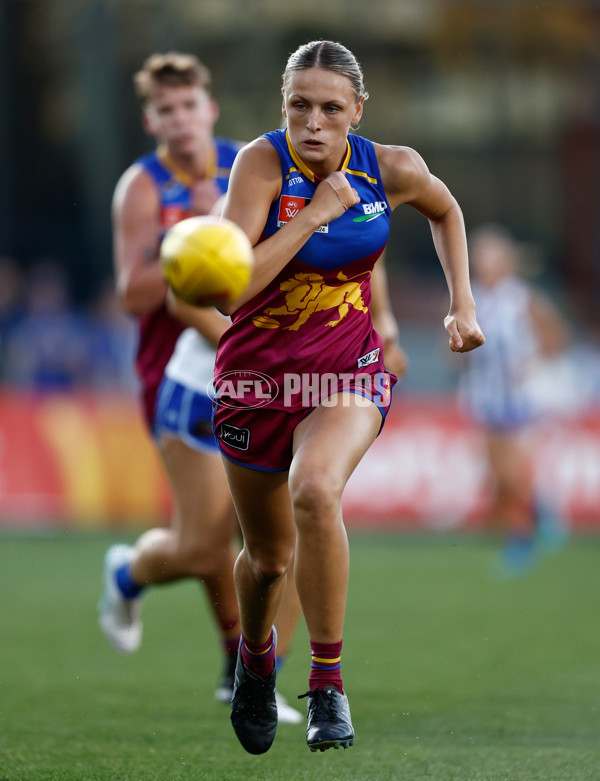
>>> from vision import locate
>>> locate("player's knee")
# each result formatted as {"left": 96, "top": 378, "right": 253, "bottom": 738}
{"left": 245, "top": 549, "right": 291, "bottom": 587}
{"left": 289, "top": 469, "right": 341, "bottom": 529}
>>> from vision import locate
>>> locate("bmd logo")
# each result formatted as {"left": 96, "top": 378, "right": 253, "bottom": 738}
{"left": 353, "top": 201, "right": 388, "bottom": 223}
{"left": 211, "top": 370, "right": 279, "bottom": 409}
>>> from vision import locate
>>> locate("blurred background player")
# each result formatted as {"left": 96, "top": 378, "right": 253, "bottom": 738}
{"left": 97, "top": 51, "right": 303, "bottom": 721}
{"left": 459, "top": 223, "right": 570, "bottom": 574}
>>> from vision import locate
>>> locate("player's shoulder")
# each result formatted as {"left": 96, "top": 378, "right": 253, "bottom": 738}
{"left": 242, "top": 134, "right": 280, "bottom": 154}
{"left": 372, "top": 143, "right": 431, "bottom": 199}
{"left": 372, "top": 143, "right": 427, "bottom": 175}
{"left": 112, "top": 161, "right": 158, "bottom": 211}
{"left": 232, "top": 136, "right": 281, "bottom": 177}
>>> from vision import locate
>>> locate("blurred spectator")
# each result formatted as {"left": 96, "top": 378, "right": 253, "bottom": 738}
{"left": 0, "top": 256, "right": 26, "bottom": 381}
{"left": 3, "top": 258, "right": 92, "bottom": 391}
{"left": 85, "top": 280, "right": 139, "bottom": 393}
{"left": 528, "top": 311, "right": 600, "bottom": 412}
{"left": 458, "top": 224, "right": 571, "bottom": 575}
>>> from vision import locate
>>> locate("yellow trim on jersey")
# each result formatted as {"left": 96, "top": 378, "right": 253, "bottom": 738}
{"left": 340, "top": 141, "right": 351, "bottom": 173}
{"left": 157, "top": 143, "right": 217, "bottom": 187}
{"left": 285, "top": 130, "right": 351, "bottom": 182}
{"left": 346, "top": 167, "right": 378, "bottom": 185}
{"left": 285, "top": 167, "right": 301, "bottom": 180}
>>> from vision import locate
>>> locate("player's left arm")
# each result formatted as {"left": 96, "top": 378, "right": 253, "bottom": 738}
{"left": 370, "top": 255, "right": 408, "bottom": 379}
{"left": 375, "top": 143, "right": 485, "bottom": 354}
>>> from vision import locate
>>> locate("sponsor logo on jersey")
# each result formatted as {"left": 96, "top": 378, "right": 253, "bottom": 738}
{"left": 357, "top": 347, "right": 380, "bottom": 368}
{"left": 277, "top": 195, "right": 328, "bottom": 233}
{"left": 219, "top": 423, "right": 250, "bottom": 451}
{"left": 161, "top": 205, "right": 192, "bottom": 230}
{"left": 288, "top": 176, "right": 303, "bottom": 187}
{"left": 353, "top": 201, "right": 388, "bottom": 223}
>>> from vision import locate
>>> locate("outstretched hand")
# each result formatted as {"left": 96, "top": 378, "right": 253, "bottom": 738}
{"left": 444, "top": 310, "right": 485, "bottom": 353}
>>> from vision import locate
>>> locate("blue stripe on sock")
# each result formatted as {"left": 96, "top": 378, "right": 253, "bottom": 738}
{"left": 241, "top": 636, "right": 274, "bottom": 657}
{"left": 116, "top": 563, "right": 144, "bottom": 599}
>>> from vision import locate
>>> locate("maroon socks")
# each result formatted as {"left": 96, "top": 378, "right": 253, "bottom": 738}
{"left": 240, "top": 629, "right": 276, "bottom": 679}
{"left": 309, "top": 638, "right": 343, "bottom": 693}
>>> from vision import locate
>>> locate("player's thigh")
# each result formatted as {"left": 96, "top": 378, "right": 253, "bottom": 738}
{"left": 486, "top": 431, "right": 530, "bottom": 488}
{"left": 222, "top": 458, "right": 296, "bottom": 560}
{"left": 159, "top": 436, "right": 233, "bottom": 534}
{"left": 290, "top": 394, "right": 382, "bottom": 498}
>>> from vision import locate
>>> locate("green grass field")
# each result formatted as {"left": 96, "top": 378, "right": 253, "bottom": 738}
{"left": 0, "top": 531, "right": 599, "bottom": 780}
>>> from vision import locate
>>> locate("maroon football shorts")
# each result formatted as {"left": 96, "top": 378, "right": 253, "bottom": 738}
{"left": 213, "top": 374, "right": 395, "bottom": 471}
{"left": 213, "top": 401, "right": 312, "bottom": 471}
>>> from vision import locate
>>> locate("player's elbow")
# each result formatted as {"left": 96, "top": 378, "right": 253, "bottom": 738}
{"left": 117, "top": 280, "right": 139, "bottom": 315}
{"left": 428, "top": 194, "right": 462, "bottom": 226}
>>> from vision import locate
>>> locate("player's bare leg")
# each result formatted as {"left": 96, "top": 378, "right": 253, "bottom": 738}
{"left": 99, "top": 440, "right": 240, "bottom": 678}
{"left": 272, "top": 555, "right": 304, "bottom": 723}
{"left": 225, "top": 468, "right": 297, "bottom": 644}
{"left": 274, "top": 559, "right": 302, "bottom": 659}
{"left": 291, "top": 394, "right": 381, "bottom": 751}
{"left": 222, "top": 466, "right": 296, "bottom": 753}
{"left": 136, "top": 436, "right": 240, "bottom": 618}
{"left": 291, "top": 395, "right": 380, "bottom": 640}
{"left": 485, "top": 431, "right": 537, "bottom": 574}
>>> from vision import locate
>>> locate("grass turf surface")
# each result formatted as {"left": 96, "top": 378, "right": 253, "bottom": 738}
{"left": 0, "top": 532, "right": 598, "bottom": 780}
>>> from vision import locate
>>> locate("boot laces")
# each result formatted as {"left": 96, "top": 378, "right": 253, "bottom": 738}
{"left": 299, "top": 688, "right": 338, "bottom": 723}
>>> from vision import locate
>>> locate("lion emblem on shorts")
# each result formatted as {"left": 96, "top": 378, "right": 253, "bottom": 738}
{"left": 252, "top": 270, "right": 370, "bottom": 330}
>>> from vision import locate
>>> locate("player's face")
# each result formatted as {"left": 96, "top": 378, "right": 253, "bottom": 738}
{"left": 282, "top": 67, "right": 364, "bottom": 176}
{"left": 470, "top": 235, "right": 517, "bottom": 288}
{"left": 143, "top": 84, "right": 218, "bottom": 157}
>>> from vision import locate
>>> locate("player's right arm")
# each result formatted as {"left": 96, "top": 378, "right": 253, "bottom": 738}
{"left": 375, "top": 143, "right": 484, "bottom": 354}
{"left": 220, "top": 138, "right": 358, "bottom": 312}
{"left": 112, "top": 164, "right": 168, "bottom": 317}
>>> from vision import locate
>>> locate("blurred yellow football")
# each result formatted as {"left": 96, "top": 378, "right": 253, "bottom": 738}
{"left": 160, "top": 215, "right": 254, "bottom": 306}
